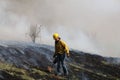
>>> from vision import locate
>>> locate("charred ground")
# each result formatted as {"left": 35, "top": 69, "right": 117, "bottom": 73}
{"left": 0, "top": 41, "right": 119, "bottom": 80}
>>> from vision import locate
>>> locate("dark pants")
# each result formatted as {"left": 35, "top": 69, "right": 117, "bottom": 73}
{"left": 55, "top": 53, "right": 67, "bottom": 74}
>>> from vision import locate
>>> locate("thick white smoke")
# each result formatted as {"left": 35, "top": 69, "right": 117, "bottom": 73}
{"left": 0, "top": 0, "right": 120, "bottom": 57}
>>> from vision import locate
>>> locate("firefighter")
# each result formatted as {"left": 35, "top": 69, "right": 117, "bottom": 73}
{"left": 53, "top": 33, "right": 70, "bottom": 76}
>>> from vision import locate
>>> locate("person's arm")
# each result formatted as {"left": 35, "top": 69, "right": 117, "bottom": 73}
{"left": 61, "top": 40, "right": 70, "bottom": 57}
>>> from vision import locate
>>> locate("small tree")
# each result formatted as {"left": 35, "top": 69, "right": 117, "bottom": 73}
{"left": 28, "top": 24, "right": 42, "bottom": 43}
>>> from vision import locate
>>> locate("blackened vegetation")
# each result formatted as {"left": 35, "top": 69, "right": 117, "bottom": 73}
{"left": 0, "top": 43, "right": 119, "bottom": 80}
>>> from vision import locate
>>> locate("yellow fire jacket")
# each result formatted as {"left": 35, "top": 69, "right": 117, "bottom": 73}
{"left": 54, "top": 40, "right": 70, "bottom": 56}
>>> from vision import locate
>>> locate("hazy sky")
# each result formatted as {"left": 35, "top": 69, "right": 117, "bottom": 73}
{"left": 0, "top": 0, "right": 120, "bottom": 57}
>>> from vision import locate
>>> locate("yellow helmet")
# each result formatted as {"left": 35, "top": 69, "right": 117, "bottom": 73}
{"left": 53, "top": 33, "right": 59, "bottom": 39}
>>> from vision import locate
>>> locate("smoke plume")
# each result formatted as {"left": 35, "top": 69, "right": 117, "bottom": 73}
{"left": 0, "top": 0, "right": 120, "bottom": 57}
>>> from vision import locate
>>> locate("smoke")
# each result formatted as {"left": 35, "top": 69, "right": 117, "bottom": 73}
{"left": 0, "top": 0, "right": 29, "bottom": 41}
{"left": 0, "top": 0, "right": 120, "bottom": 57}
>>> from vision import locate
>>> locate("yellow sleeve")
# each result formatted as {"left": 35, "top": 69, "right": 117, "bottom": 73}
{"left": 61, "top": 40, "right": 70, "bottom": 56}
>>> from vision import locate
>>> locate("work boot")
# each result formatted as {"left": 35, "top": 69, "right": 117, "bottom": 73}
{"left": 57, "top": 72, "right": 62, "bottom": 76}
{"left": 64, "top": 72, "right": 68, "bottom": 76}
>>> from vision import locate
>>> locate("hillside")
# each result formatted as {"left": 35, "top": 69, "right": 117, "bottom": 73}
{"left": 0, "top": 41, "right": 120, "bottom": 80}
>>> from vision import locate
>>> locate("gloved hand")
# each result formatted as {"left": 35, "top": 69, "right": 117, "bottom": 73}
{"left": 67, "top": 53, "right": 70, "bottom": 58}
{"left": 67, "top": 55, "right": 70, "bottom": 58}
{"left": 53, "top": 54, "right": 56, "bottom": 58}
